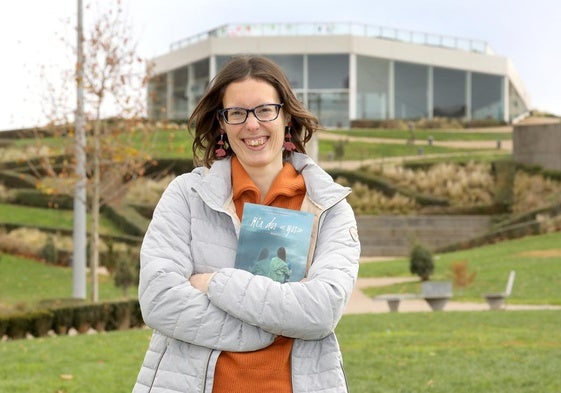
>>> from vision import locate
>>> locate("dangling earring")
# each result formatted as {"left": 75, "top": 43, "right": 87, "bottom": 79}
{"left": 283, "top": 122, "right": 296, "bottom": 152}
{"left": 215, "top": 129, "right": 227, "bottom": 158}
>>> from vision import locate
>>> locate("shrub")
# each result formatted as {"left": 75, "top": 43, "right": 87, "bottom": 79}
{"left": 409, "top": 243, "right": 434, "bottom": 281}
{"left": 91, "top": 303, "right": 113, "bottom": 332}
{"left": 40, "top": 234, "right": 58, "bottom": 264}
{"left": 51, "top": 306, "right": 76, "bottom": 335}
{"left": 28, "top": 310, "right": 54, "bottom": 337}
{"left": 73, "top": 304, "right": 98, "bottom": 333}
{"left": 6, "top": 313, "right": 30, "bottom": 339}
{"left": 492, "top": 160, "right": 516, "bottom": 210}
{"left": 447, "top": 261, "right": 477, "bottom": 290}
{"left": 0, "top": 315, "right": 9, "bottom": 337}
{"left": 332, "top": 139, "right": 348, "bottom": 160}
{"left": 107, "top": 300, "right": 132, "bottom": 331}
{"left": 129, "top": 299, "right": 144, "bottom": 328}
{"left": 0, "top": 231, "right": 41, "bottom": 260}
{"left": 13, "top": 188, "right": 74, "bottom": 209}
{"left": 114, "top": 249, "right": 139, "bottom": 297}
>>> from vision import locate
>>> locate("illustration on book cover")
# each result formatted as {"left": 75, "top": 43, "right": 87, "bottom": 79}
{"left": 235, "top": 203, "right": 314, "bottom": 283}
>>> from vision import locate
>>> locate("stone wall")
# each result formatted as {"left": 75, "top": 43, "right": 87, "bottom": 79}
{"left": 357, "top": 215, "right": 491, "bottom": 257}
{"left": 513, "top": 121, "right": 561, "bottom": 171}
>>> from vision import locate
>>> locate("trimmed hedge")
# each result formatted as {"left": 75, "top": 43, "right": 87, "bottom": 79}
{"left": 13, "top": 189, "right": 74, "bottom": 210}
{"left": 0, "top": 299, "right": 143, "bottom": 340}
{"left": 143, "top": 157, "right": 195, "bottom": 177}
{"left": 0, "top": 170, "right": 36, "bottom": 189}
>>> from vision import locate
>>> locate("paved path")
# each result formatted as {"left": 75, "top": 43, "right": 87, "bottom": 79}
{"left": 343, "top": 277, "right": 561, "bottom": 314}
{"left": 316, "top": 131, "right": 511, "bottom": 171}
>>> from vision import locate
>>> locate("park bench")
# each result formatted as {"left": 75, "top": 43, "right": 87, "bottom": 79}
{"left": 374, "top": 293, "right": 417, "bottom": 312}
{"left": 483, "top": 270, "right": 516, "bottom": 310}
{"left": 421, "top": 281, "right": 453, "bottom": 311}
{"left": 375, "top": 280, "right": 453, "bottom": 312}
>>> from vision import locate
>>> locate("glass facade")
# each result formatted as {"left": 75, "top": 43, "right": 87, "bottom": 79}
{"left": 151, "top": 52, "right": 524, "bottom": 126}
{"left": 394, "top": 61, "right": 428, "bottom": 119}
{"left": 308, "top": 54, "right": 349, "bottom": 89}
{"left": 433, "top": 67, "right": 466, "bottom": 118}
{"left": 172, "top": 66, "right": 189, "bottom": 120}
{"left": 471, "top": 72, "right": 503, "bottom": 120}
{"left": 356, "top": 56, "right": 390, "bottom": 119}
{"left": 266, "top": 55, "right": 304, "bottom": 89}
{"left": 189, "top": 58, "right": 210, "bottom": 114}
{"left": 308, "top": 92, "right": 349, "bottom": 128}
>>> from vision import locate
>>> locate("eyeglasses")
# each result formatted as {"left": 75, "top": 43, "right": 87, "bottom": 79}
{"left": 218, "top": 103, "right": 284, "bottom": 125}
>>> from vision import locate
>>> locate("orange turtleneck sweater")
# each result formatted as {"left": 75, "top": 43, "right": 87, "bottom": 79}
{"left": 211, "top": 156, "right": 306, "bottom": 393}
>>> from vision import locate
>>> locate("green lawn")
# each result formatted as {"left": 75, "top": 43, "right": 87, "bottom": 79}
{"left": 7, "top": 128, "right": 195, "bottom": 160}
{"left": 0, "top": 231, "right": 560, "bottom": 392}
{"left": 359, "top": 231, "right": 561, "bottom": 305}
{"left": 0, "top": 254, "right": 127, "bottom": 310}
{"left": 318, "top": 140, "right": 491, "bottom": 161}
{"left": 339, "top": 311, "right": 561, "bottom": 393}
{"left": 0, "top": 311, "right": 559, "bottom": 392}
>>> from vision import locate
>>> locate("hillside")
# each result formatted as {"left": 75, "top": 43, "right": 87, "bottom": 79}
{"left": 1, "top": 123, "right": 560, "bottom": 264}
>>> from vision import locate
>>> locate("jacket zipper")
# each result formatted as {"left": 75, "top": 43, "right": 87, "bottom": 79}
{"left": 201, "top": 349, "right": 215, "bottom": 393}
{"left": 340, "top": 359, "right": 350, "bottom": 393}
{"left": 147, "top": 339, "right": 169, "bottom": 392}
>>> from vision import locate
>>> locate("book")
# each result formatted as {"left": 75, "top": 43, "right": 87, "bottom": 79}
{"left": 234, "top": 203, "right": 314, "bottom": 283}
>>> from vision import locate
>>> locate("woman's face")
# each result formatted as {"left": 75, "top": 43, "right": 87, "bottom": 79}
{"left": 220, "top": 78, "right": 287, "bottom": 172}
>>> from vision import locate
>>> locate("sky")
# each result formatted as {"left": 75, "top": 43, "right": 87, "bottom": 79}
{"left": 1, "top": 0, "right": 560, "bottom": 131}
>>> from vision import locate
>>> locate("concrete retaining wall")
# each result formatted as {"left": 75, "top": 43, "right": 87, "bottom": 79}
{"left": 357, "top": 215, "right": 492, "bottom": 257}
{"left": 513, "top": 122, "right": 561, "bottom": 171}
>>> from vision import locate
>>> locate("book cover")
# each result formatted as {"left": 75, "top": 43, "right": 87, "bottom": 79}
{"left": 234, "top": 203, "right": 314, "bottom": 283}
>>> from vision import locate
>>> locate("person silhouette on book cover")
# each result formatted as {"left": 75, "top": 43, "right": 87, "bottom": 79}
{"left": 269, "top": 247, "right": 291, "bottom": 283}
{"left": 251, "top": 247, "right": 271, "bottom": 277}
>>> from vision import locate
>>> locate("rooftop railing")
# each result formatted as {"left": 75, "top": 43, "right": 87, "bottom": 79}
{"left": 169, "top": 22, "right": 493, "bottom": 55}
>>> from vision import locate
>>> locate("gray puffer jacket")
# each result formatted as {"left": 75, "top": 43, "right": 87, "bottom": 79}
{"left": 133, "top": 153, "right": 360, "bottom": 393}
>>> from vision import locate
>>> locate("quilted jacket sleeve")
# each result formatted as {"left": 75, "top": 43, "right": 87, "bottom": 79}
{"left": 138, "top": 176, "right": 275, "bottom": 352}
{"left": 207, "top": 199, "right": 360, "bottom": 340}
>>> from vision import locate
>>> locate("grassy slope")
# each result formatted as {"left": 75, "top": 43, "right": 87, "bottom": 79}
{"left": 0, "top": 254, "right": 127, "bottom": 310}
{"left": 329, "top": 128, "right": 512, "bottom": 141}
{"left": 359, "top": 231, "right": 561, "bottom": 305}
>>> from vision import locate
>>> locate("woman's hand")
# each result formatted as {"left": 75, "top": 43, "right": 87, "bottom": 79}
{"left": 190, "top": 273, "right": 216, "bottom": 293}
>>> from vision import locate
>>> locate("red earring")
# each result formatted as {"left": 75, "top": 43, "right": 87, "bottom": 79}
{"left": 215, "top": 129, "right": 227, "bottom": 158}
{"left": 283, "top": 122, "right": 296, "bottom": 152}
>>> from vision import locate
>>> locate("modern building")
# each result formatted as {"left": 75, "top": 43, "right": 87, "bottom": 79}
{"left": 147, "top": 22, "right": 530, "bottom": 128}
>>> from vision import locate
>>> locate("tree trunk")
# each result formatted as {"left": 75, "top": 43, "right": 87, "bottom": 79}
{"left": 90, "top": 117, "right": 101, "bottom": 302}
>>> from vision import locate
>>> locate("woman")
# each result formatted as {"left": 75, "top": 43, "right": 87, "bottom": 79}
{"left": 133, "top": 55, "right": 360, "bottom": 393}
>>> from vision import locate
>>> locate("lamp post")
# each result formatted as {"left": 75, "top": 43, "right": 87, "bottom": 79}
{"left": 72, "top": 0, "right": 87, "bottom": 299}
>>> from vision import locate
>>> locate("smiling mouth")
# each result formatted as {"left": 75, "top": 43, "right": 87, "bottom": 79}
{"left": 244, "top": 137, "right": 267, "bottom": 147}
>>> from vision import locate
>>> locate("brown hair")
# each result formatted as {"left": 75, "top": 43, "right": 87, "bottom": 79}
{"left": 188, "top": 55, "right": 320, "bottom": 167}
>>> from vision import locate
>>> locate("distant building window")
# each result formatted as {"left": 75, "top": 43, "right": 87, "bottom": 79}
{"left": 472, "top": 72, "right": 502, "bottom": 120}
{"left": 433, "top": 67, "right": 466, "bottom": 118}
{"left": 308, "top": 54, "right": 349, "bottom": 89}
{"left": 395, "top": 61, "right": 428, "bottom": 119}
{"left": 356, "top": 56, "right": 390, "bottom": 119}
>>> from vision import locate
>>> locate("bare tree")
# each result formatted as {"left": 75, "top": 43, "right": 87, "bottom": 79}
{"left": 80, "top": 1, "right": 154, "bottom": 301}
{"left": 26, "top": 0, "right": 155, "bottom": 301}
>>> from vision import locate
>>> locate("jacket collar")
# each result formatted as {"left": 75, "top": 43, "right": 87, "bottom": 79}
{"left": 195, "top": 153, "right": 350, "bottom": 212}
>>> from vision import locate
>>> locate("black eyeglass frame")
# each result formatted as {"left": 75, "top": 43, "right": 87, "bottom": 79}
{"left": 218, "top": 103, "right": 284, "bottom": 125}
